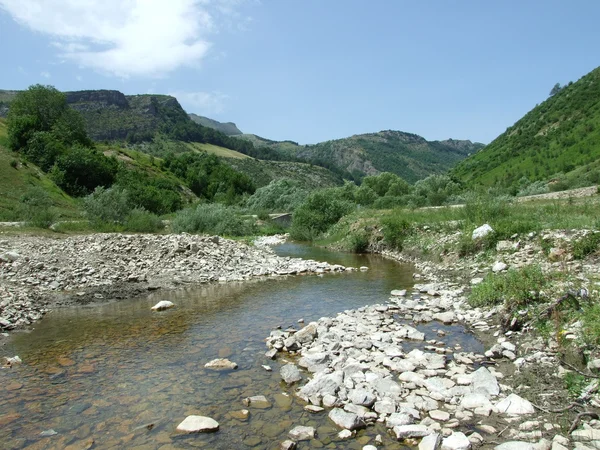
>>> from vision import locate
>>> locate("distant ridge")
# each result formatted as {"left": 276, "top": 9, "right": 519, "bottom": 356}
{"left": 189, "top": 113, "right": 242, "bottom": 136}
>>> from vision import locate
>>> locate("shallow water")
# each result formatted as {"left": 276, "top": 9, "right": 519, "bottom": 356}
{"left": 0, "top": 243, "right": 482, "bottom": 449}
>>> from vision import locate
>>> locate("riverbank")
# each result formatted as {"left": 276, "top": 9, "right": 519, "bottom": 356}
{"left": 0, "top": 233, "right": 350, "bottom": 333}
{"left": 265, "top": 227, "right": 600, "bottom": 449}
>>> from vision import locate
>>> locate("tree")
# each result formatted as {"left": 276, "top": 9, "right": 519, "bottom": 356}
{"left": 549, "top": 83, "right": 562, "bottom": 97}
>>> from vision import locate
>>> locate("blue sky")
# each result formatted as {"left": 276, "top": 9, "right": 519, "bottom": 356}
{"left": 0, "top": 1, "right": 598, "bottom": 145}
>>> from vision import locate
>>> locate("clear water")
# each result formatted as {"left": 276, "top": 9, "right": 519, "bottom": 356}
{"left": 0, "top": 243, "right": 482, "bottom": 449}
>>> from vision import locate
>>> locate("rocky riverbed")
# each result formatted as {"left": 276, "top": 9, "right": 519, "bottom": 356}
{"left": 265, "top": 227, "right": 600, "bottom": 450}
{"left": 0, "top": 233, "right": 350, "bottom": 333}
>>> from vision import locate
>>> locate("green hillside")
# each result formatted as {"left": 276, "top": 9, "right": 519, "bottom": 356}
{"left": 236, "top": 131, "right": 483, "bottom": 183}
{"left": 452, "top": 66, "right": 600, "bottom": 189}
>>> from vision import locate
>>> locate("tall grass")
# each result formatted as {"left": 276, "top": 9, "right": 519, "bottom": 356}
{"left": 172, "top": 203, "right": 256, "bottom": 236}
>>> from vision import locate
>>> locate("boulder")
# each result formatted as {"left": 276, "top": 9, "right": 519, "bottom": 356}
{"left": 348, "top": 388, "right": 376, "bottom": 408}
{"left": 460, "top": 393, "right": 493, "bottom": 410}
{"left": 472, "top": 224, "right": 494, "bottom": 240}
{"left": 280, "top": 364, "right": 302, "bottom": 384}
{"left": 492, "top": 261, "right": 508, "bottom": 273}
{"left": 432, "top": 312, "right": 455, "bottom": 324}
{"left": 386, "top": 413, "right": 413, "bottom": 428}
{"left": 294, "top": 322, "right": 318, "bottom": 345}
{"left": 204, "top": 358, "right": 238, "bottom": 370}
{"left": 471, "top": 367, "right": 500, "bottom": 397}
{"left": 176, "top": 415, "right": 219, "bottom": 433}
{"left": 280, "top": 440, "right": 297, "bottom": 450}
{"left": 151, "top": 300, "right": 174, "bottom": 311}
{"left": 328, "top": 408, "right": 366, "bottom": 430}
{"left": 495, "top": 394, "right": 535, "bottom": 415}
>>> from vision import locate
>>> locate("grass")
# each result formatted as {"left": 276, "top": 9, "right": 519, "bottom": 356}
{"left": 468, "top": 265, "right": 548, "bottom": 309}
{"left": 187, "top": 142, "right": 251, "bottom": 159}
{"left": 572, "top": 232, "right": 600, "bottom": 259}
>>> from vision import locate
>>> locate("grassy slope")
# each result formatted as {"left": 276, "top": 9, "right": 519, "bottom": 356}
{"left": 186, "top": 142, "right": 250, "bottom": 159}
{"left": 452, "top": 66, "right": 600, "bottom": 189}
{"left": 0, "top": 119, "right": 80, "bottom": 220}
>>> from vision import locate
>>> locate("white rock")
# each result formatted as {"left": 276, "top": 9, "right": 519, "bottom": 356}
{"left": 442, "top": 432, "right": 471, "bottom": 450}
{"left": 492, "top": 261, "right": 508, "bottom": 272}
{"left": 338, "top": 429, "right": 354, "bottom": 439}
{"left": 495, "top": 394, "right": 535, "bottom": 415}
{"left": 386, "top": 413, "right": 414, "bottom": 428}
{"left": 288, "top": 425, "right": 315, "bottom": 441}
{"left": 430, "top": 410, "right": 450, "bottom": 422}
{"left": 393, "top": 424, "right": 432, "bottom": 439}
{"left": 363, "top": 446, "right": 378, "bottom": 450}
{"left": 572, "top": 429, "right": 600, "bottom": 442}
{"left": 280, "top": 364, "right": 302, "bottom": 384}
{"left": 495, "top": 442, "right": 537, "bottom": 450}
{"left": 420, "top": 433, "right": 443, "bottom": 450}
{"left": 391, "top": 290, "right": 407, "bottom": 297}
{"left": 204, "top": 358, "right": 238, "bottom": 370}
{"left": 471, "top": 367, "right": 500, "bottom": 397}
{"left": 151, "top": 300, "right": 174, "bottom": 311}
{"left": 176, "top": 415, "right": 219, "bottom": 433}
{"left": 328, "top": 408, "right": 366, "bottom": 430}
{"left": 472, "top": 224, "right": 494, "bottom": 240}
{"left": 460, "top": 393, "right": 492, "bottom": 410}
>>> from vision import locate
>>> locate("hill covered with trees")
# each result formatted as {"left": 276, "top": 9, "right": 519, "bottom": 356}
{"left": 452, "top": 66, "right": 600, "bottom": 191}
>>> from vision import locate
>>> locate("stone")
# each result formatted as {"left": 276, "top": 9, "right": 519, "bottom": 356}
{"left": 420, "top": 433, "right": 442, "bottom": 450}
{"left": 176, "top": 415, "right": 219, "bottom": 433}
{"left": 265, "top": 348, "right": 278, "bottom": 359}
{"left": 328, "top": 408, "right": 366, "bottom": 431}
{"left": 40, "top": 429, "right": 58, "bottom": 437}
{"left": 294, "top": 322, "right": 318, "bottom": 345}
{"left": 495, "top": 442, "right": 537, "bottom": 450}
{"left": 442, "top": 432, "right": 471, "bottom": 450}
{"left": 495, "top": 394, "right": 535, "bottom": 415}
{"left": 393, "top": 425, "right": 432, "bottom": 440}
{"left": 391, "top": 289, "right": 407, "bottom": 297}
{"left": 204, "top": 358, "right": 238, "bottom": 370}
{"left": 348, "top": 389, "right": 376, "bottom": 408}
{"left": 338, "top": 429, "right": 354, "bottom": 439}
{"left": 244, "top": 395, "right": 272, "bottom": 409}
{"left": 433, "top": 312, "right": 455, "bottom": 324}
{"left": 4, "top": 355, "right": 22, "bottom": 366}
{"left": 280, "top": 440, "right": 297, "bottom": 450}
{"left": 496, "top": 240, "right": 514, "bottom": 252}
{"left": 471, "top": 367, "right": 500, "bottom": 397}
{"left": 288, "top": 425, "right": 315, "bottom": 441}
{"left": 280, "top": 364, "right": 302, "bottom": 384}
{"left": 492, "top": 261, "right": 508, "bottom": 272}
{"left": 386, "top": 413, "right": 414, "bottom": 428}
{"left": 572, "top": 429, "right": 600, "bottom": 442}
{"left": 304, "top": 405, "right": 324, "bottom": 413}
{"left": 460, "top": 393, "right": 492, "bottom": 410}
{"left": 230, "top": 409, "right": 249, "bottom": 420}
{"left": 364, "top": 446, "right": 378, "bottom": 450}
{"left": 151, "top": 300, "right": 174, "bottom": 311}
{"left": 472, "top": 224, "right": 494, "bottom": 240}
{"left": 430, "top": 410, "right": 450, "bottom": 422}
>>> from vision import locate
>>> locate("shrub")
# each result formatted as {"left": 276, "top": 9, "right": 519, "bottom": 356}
{"left": 582, "top": 303, "right": 600, "bottom": 347}
{"left": 171, "top": 203, "right": 255, "bottom": 236}
{"left": 290, "top": 188, "right": 355, "bottom": 240}
{"left": 84, "top": 186, "right": 131, "bottom": 225}
{"left": 348, "top": 230, "right": 370, "bottom": 253}
{"left": 468, "top": 265, "right": 548, "bottom": 311}
{"left": 246, "top": 178, "right": 307, "bottom": 212}
{"left": 381, "top": 212, "right": 412, "bottom": 250}
{"left": 19, "top": 187, "right": 57, "bottom": 228}
{"left": 572, "top": 232, "right": 600, "bottom": 259}
{"left": 124, "top": 208, "right": 164, "bottom": 233}
{"left": 9, "top": 159, "right": 18, "bottom": 169}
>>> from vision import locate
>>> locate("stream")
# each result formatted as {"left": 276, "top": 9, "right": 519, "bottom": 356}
{"left": 0, "top": 243, "right": 483, "bottom": 449}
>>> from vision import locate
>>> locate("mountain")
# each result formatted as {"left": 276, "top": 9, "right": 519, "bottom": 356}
{"left": 236, "top": 131, "right": 483, "bottom": 183}
{"left": 452, "top": 66, "right": 600, "bottom": 189}
{"left": 189, "top": 113, "right": 242, "bottom": 135}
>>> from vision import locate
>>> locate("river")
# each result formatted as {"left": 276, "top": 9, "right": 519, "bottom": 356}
{"left": 0, "top": 243, "right": 482, "bottom": 449}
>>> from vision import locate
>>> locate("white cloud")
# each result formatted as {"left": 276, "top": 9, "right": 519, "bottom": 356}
{"left": 0, "top": 0, "right": 248, "bottom": 78}
{"left": 170, "top": 90, "right": 229, "bottom": 114}
{"left": 40, "top": 70, "right": 51, "bottom": 78}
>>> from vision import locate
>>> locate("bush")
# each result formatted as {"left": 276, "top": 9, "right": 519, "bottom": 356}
{"left": 246, "top": 178, "right": 307, "bottom": 212}
{"left": 124, "top": 208, "right": 164, "bottom": 233}
{"left": 582, "top": 303, "right": 600, "bottom": 347}
{"left": 84, "top": 186, "right": 131, "bottom": 225}
{"left": 468, "top": 265, "right": 548, "bottom": 311}
{"left": 381, "top": 212, "right": 412, "bottom": 250}
{"left": 348, "top": 231, "right": 370, "bottom": 253}
{"left": 19, "top": 187, "right": 57, "bottom": 228}
{"left": 9, "top": 159, "right": 18, "bottom": 169}
{"left": 572, "top": 232, "right": 600, "bottom": 259}
{"left": 290, "top": 188, "right": 355, "bottom": 240}
{"left": 171, "top": 203, "right": 255, "bottom": 236}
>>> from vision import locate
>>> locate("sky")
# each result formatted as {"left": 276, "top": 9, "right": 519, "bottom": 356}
{"left": 0, "top": 1, "right": 599, "bottom": 145}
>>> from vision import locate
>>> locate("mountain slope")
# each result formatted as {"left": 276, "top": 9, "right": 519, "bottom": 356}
{"left": 452, "top": 66, "right": 600, "bottom": 189}
{"left": 236, "top": 131, "right": 483, "bottom": 183}
{"left": 189, "top": 113, "right": 242, "bottom": 135}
